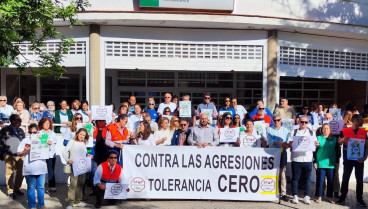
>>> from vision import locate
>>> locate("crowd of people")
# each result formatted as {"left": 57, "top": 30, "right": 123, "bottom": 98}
{"left": 0, "top": 93, "right": 368, "bottom": 208}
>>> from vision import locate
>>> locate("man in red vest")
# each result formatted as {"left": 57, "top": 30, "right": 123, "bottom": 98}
{"left": 93, "top": 150, "right": 124, "bottom": 208}
{"left": 337, "top": 114, "right": 368, "bottom": 207}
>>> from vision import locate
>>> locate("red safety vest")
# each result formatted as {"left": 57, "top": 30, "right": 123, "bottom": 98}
{"left": 107, "top": 123, "right": 128, "bottom": 142}
{"left": 100, "top": 161, "right": 122, "bottom": 183}
{"left": 252, "top": 114, "right": 272, "bottom": 126}
{"left": 93, "top": 126, "right": 107, "bottom": 139}
{"left": 342, "top": 127, "right": 367, "bottom": 144}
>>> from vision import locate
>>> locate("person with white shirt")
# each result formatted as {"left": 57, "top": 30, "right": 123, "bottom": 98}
{"left": 288, "top": 116, "right": 319, "bottom": 205}
{"left": 237, "top": 119, "right": 267, "bottom": 148}
{"left": 231, "top": 98, "right": 247, "bottom": 125}
{"left": 157, "top": 93, "right": 177, "bottom": 116}
{"left": 131, "top": 121, "right": 156, "bottom": 146}
{"left": 63, "top": 113, "right": 83, "bottom": 146}
{"left": 79, "top": 100, "right": 92, "bottom": 123}
{"left": 155, "top": 117, "right": 172, "bottom": 146}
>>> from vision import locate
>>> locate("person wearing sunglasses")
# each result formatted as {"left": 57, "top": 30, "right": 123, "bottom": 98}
{"left": 231, "top": 98, "right": 247, "bottom": 125}
{"left": 0, "top": 114, "right": 26, "bottom": 200}
{"left": 93, "top": 150, "right": 125, "bottom": 208}
{"left": 288, "top": 116, "right": 319, "bottom": 205}
{"left": 196, "top": 93, "right": 218, "bottom": 123}
{"left": 63, "top": 113, "right": 83, "bottom": 146}
{"left": 29, "top": 102, "right": 43, "bottom": 124}
{"left": 0, "top": 95, "right": 14, "bottom": 123}
{"left": 232, "top": 114, "right": 242, "bottom": 128}
{"left": 219, "top": 97, "right": 236, "bottom": 119}
{"left": 274, "top": 97, "right": 296, "bottom": 121}
{"left": 217, "top": 112, "right": 237, "bottom": 147}
{"left": 252, "top": 104, "right": 273, "bottom": 127}
{"left": 297, "top": 104, "right": 315, "bottom": 126}
{"left": 171, "top": 118, "right": 191, "bottom": 146}
{"left": 266, "top": 114, "right": 290, "bottom": 202}
{"left": 248, "top": 100, "right": 273, "bottom": 119}
{"left": 145, "top": 98, "right": 158, "bottom": 122}
{"left": 54, "top": 99, "right": 73, "bottom": 133}
{"left": 157, "top": 93, "right": 177, "bottom": 116}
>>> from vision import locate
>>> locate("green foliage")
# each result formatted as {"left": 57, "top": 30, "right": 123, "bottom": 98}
{"left": 0, "top": 0, "right": 88, "bottom": 79}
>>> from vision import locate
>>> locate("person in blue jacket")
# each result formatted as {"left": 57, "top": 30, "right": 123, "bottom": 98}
{"left": 171, "top": 118, "right": 191, "bottom": 146}
{"left": 249, "top": 100, "right": 273, "bottom": 119}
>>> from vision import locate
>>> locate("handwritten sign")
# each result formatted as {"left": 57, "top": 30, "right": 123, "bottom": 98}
{"left": 92, "top": 105, "right": 112, "bottom": 121}
{"left": 77, "top": 123, "right": 94, "bottom": 147}
{"left": 179, "top": 101, "right": 191, "bottom": 117}
{"left": 329, "top": 108, "right": 342, "bottom": 121}
{"left": 254, "top": 121, "right": 267, "bottom": 137}
{"left": 30, "top": 134, "right": 50, "bottom": 161}
{"left": 201, "top": 109, "right": 213, "bottom": 124}
{"left": 347, "top": 138, "right": 365, "bottom": 161}
{"left": 72, "top": 157, "right": 92, "bottom": 177}
{"left": 282, "top": 119, "right": 294, "bottom": 132}
{"left": 219, "top": 128, "right": 239, "bottom": 143}
{"left": 292, "top": 136, "right": 316, "bottom": 152}
{"left": 104, "top": 183, "right": 128, "bottom": 199}
{"left": 329, "top": 120, "right": 344, "bottom": 135}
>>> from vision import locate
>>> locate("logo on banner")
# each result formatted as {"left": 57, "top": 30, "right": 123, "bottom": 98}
{"left": 110, "top": 183, "right": 123, "bottom": 195}
{"left": 261, "top": 178, "right": 276, "bottom": 192}
{"left": 330, "top": 121, "right": 339, "bottom": 132}
{"left": 96, "top": 106, "right": 107, "bottom": 117}
{"left": 225, "top": 128, "right": 235, "bottom": 139}
{"left": 131, "top": 177, "right": 145, "bottom": 192}
{"left": 243, "top": 135, "right": 257, "bottom": 147}
{"left": 298, "top": 136, "right": 310, "bottom": 148}
{"left": 77, "top": 158, "right": 87, "bottom": 170}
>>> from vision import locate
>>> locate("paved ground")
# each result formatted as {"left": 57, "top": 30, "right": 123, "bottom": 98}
{"left": 1, "top": 183, "right": 368, "bottom": 209}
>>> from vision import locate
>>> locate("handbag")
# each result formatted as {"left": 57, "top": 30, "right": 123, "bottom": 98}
{"left": 63, "top": 141, "right": 75, "bottom": 174}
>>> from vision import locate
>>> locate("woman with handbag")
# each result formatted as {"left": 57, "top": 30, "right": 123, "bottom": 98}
{"left": 62, "top": 128, "right": 92, "bottom": 209}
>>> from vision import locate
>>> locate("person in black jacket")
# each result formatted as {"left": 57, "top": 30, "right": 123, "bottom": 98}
{"left": 0, "top": 114, "right": 26, "bottom": 199}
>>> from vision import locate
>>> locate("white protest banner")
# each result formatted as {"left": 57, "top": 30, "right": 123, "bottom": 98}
{"left": 123, "top": 146, "right": 281, "bottom": 201}
{"left": 77, "top": 123, "right": 94, "bottom": 147}
{"left": 201, "top": 109, "right": 213, "bottom": 124}
{"left": 347, "top": 138, "right": 365, "bottom": 161}
{"left": 104, "top": 183, "right": 128, "bottom": 199}
{"left": 72, "top": 157, "right": 92, "bottom": 177}
{"left": 281, "top": 119, "right": 294, "bottom": 132}
{"left": 292, "top": 136, "right": 316, "bottom": 152}
{"left": 92, "top": 105, "right": 112, "bottom": 121}
{"left": 30, "top": 134, "right": 50, "bottom": 161}
{"left": 219, "top": 128, "right": 239, "bottom": 143}
{"left": 179, "top": 101, "right": 191, "bottom": 118}
{"left": 329, "top": 120, "right": 344, "bottom": 135}
{"left": 254, "top": 121, "right": 267, "bottom": 137}
{"left": 219, "top": 111, "right": 232, "bottom": 116}
{"left": 329, "top": 108, "right": 342, "bottom": 121}
{"left": 239, "top": 133, "right": 261, "bottom": 148}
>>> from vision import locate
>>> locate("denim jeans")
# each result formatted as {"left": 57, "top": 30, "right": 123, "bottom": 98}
{"left": 46, "top": 157, "right": 56, "bottom": 187}
{"left": 25, "top": 174, "right": 46, "bottom": 208}
{"left": 340, "top": 160, "right": 364, "bottom": 200}
{"left": 292, "top": 161, "right": 312, "bottom": 196}
{"left": 315, "top": 168, "right": 334, "bottom": 197}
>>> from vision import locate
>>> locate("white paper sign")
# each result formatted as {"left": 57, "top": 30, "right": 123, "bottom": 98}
{"left": 292, "top": 136, "right": 316, "bottom": 152}
{"left": 254, "top": 121, "right": 267, "bottom": 137}
{"left": 30, "top": 134, "right": 50, "bottom": 161}
{"left": 77, "top": 123, "right": 94, "bottom": 147}
{"left": 92, "top": 105, "right": 113, "bottom": 121}
{"left": 347, "top": 138, "right": 365, "bottom": 161}
{"left": 201, "top": 109, "right": 213, "bottom": 124}
{"left": 123, "top": 146, "right": 281, "bottom": 201}
{"left": 72, "top": 157, "right": 92, "bottom": 176}
{"left": 239, "top": 134, "right": 261, "bottom": 148}
{"left": 219, "top": 128, "right": 239, "bottom": 143}
{"left": 329, "top": 120, "right": 344, "bottom": 135}
{"left": 219, "top": 111, "right": 232, "bottom": 116}
{"left": 281, "top": 119, "right": 294, "bottom": 132}
{"left": 329, "top": 108, "right": 342, "bottom": 121}
{"left": 104, "top": 183, "right": 128, "bottom": 199}
{"left": 179, "top": 101, "right": 191, "bottom": 118}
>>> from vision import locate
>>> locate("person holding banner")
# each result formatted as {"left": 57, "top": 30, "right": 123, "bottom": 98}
{"left": 131, "top": 121, "right": 156, "bottom": 146}
{"left": 38, "top": 118, "right": 58, "bottom": 193}
{"left": 93, "top": 150, "right": 125, "bottom": 208}
{"left": 174, "top": 94, "right": 196, "bottom": 127}
{"left": 171, "top": 118, "right": 191, "bottom": 146}
{"left": 63, "top": 128, "right": 92, "bottom": 209}
{"left": 313, "top": 123, "right": 339, "bottom": 204}
{"left": 155, "top": 117, "right": 172, "bottom": 146}
{"left": 219, "top": 97, "right": 236, "bottom": 118}
{"left": 252, "top": 104, "right": 273, "bottom": 127}
{"left": 63, "top": 113, "right": 83, "bottom": 146}
{"left": 18, "top": 124, "right": 51, "bottom": 209}
{"left": 217, "top": 112, "right": 237, "bottom": 147}
{"left": 129, "top": 104, "right": 144, "bottom": 133}
{"left": 196, "top": 93, "right": 218, "bottom": 123}
{"left": 188, "top": 113, "right": 219, "bottom": 147}
{"left": 54, "top": 99, "right": 73, "bottom": 133}
{"left": 337, "top": 114, "right": 368, "bottom": 207}
{"left": 266, "top": 114, "right": 290, "bottom": 201}
{"left": 237, "top": 120, "right": 267, "bottom": 148}
{"left": 288, "top": 116, "right": 318, "bottom": 205}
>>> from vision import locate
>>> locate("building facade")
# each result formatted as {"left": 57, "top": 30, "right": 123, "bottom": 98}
{"left": 1, "top": 0, "right": 368, "bottom": 111}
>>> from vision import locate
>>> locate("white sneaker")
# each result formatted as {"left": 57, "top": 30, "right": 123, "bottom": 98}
{"left": 292, "top": 195, "right": 299, "bottom": 204}
{"left": 73, "top": 202, "right": 87, "bottom": 207}
{"left": 304, "top": 196, "right": 311, "bottom": 205}
{"left": 65, "top": 206, "right": 73, "bottom": 209}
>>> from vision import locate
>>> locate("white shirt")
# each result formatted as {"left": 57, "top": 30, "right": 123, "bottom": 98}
{"left": 129, "top": 114, "right": 143, "bottom": 133}
{"left": 238, "top": 130, "right": 262, "bottom": 148}
{"left": 288, "top": 128, "right": 315, "bottom": 162}
{"left": 154, "top": 129, "right": 173, "bottom": 146}
{"left": 93, "top": 163, "right": 124, "bottom": 185}
{"left": 235, "top": 105, "right": 247, "bottom": 125}
{"left": 79, "top": 110, "right": 90, "bottom": 123}
{"left": 63, "top": 127, "right": 76, "bottom": 142}
{"left": 17, "top": 137, "right": 48, "bottom": 176}
{"left": 150, "top": 121, "right": 158, "bottom": 133}
{"left": 157, "top": 102, "right": 177, "bottom": 115}
{"left": 0, "top": 104, "right": 14, "bottom": 119}
{"left": 59, "top": 113, "right": 69, "bottom": 133}
{"left": 62, "top": 140, "right": 87, "bottom": 163}
{"left": 39, "top": 129, "right": 57, "bottom": 158}
{"left": 137, "top": 134, "right": 156, "bottom": 146}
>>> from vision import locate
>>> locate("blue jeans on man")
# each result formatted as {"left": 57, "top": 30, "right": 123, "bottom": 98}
{"left": 292, "top": 162, "right": 312, "bottom": 196}
{"left": 315, "top": 168, "right": 334, "bottom": 197}
{"left": 25, "top": 174, "right": 46, "bottom": 208}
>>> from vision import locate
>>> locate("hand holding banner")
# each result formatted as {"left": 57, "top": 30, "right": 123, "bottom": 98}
{"left": 254, "top": 121, "right": 267, "bottom": 137}
{"left": 72, "top": 157, "right": 92, "bottom": 176}
{"left": 30, "top": 134, "right": 50, "bottom": 161}
{"left": 104, "top": 183, "right": 128, "bottom": 199}
{"left": 92, "top": 105, "right": 112, "bottom": 121}
{"left": 292, "top": 135, "right": 316, "bottom": 152}
{"left": 281, "top": 119, "right": 294, "bottom": 132}
{"left": 219, "top": 128, "right": 239, "bottom": 143}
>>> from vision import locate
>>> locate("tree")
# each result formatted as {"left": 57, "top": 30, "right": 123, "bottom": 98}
{"left": 0, "top": 0, "right": 88, "bottom": 79}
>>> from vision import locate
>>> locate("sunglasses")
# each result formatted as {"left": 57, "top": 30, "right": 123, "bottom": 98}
{"left": 75, "top": 117, "right": 82, "bottom": 120}
{"left": 259, "top": 108, "right": 265, "bottom": 110}
{"left": 165, "top": 111, "right": 171, "bottom": 113}
{"left": 149, "top": 103, "right": 154, "bottom": 105}
{"left": 234, "top": 117, "right": 240, "bottom": 119}
{"left": 0, "top": 100, "right": 6, "bottom": 102}
{"left": 180, "top": 124, "right": 187, "bottom": 126}
{"left": 273, "top": 119, "right": 281, "bottom": 122}
{"left": 34, "top": 107, "right": 40, "bottom": 110}
{"left": 109, "top": 157, "right": 117, "bottom": 159}
{"left": 204, "top": 97, "right": 211, "bottom": 100}
{"left": 300, "top": 121, "right": 308, "bottom": 124}
{"left": 225, "top": 117, "right": 232, "bottom": 120}
{"left": 165, "top": 97, "right": 171, "bottom": 98}
{"left": 225, "top": 100, "right": 230, "bottom": 102}
{"left": 30, "top": 131, "right": 38, "bottom": 134}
